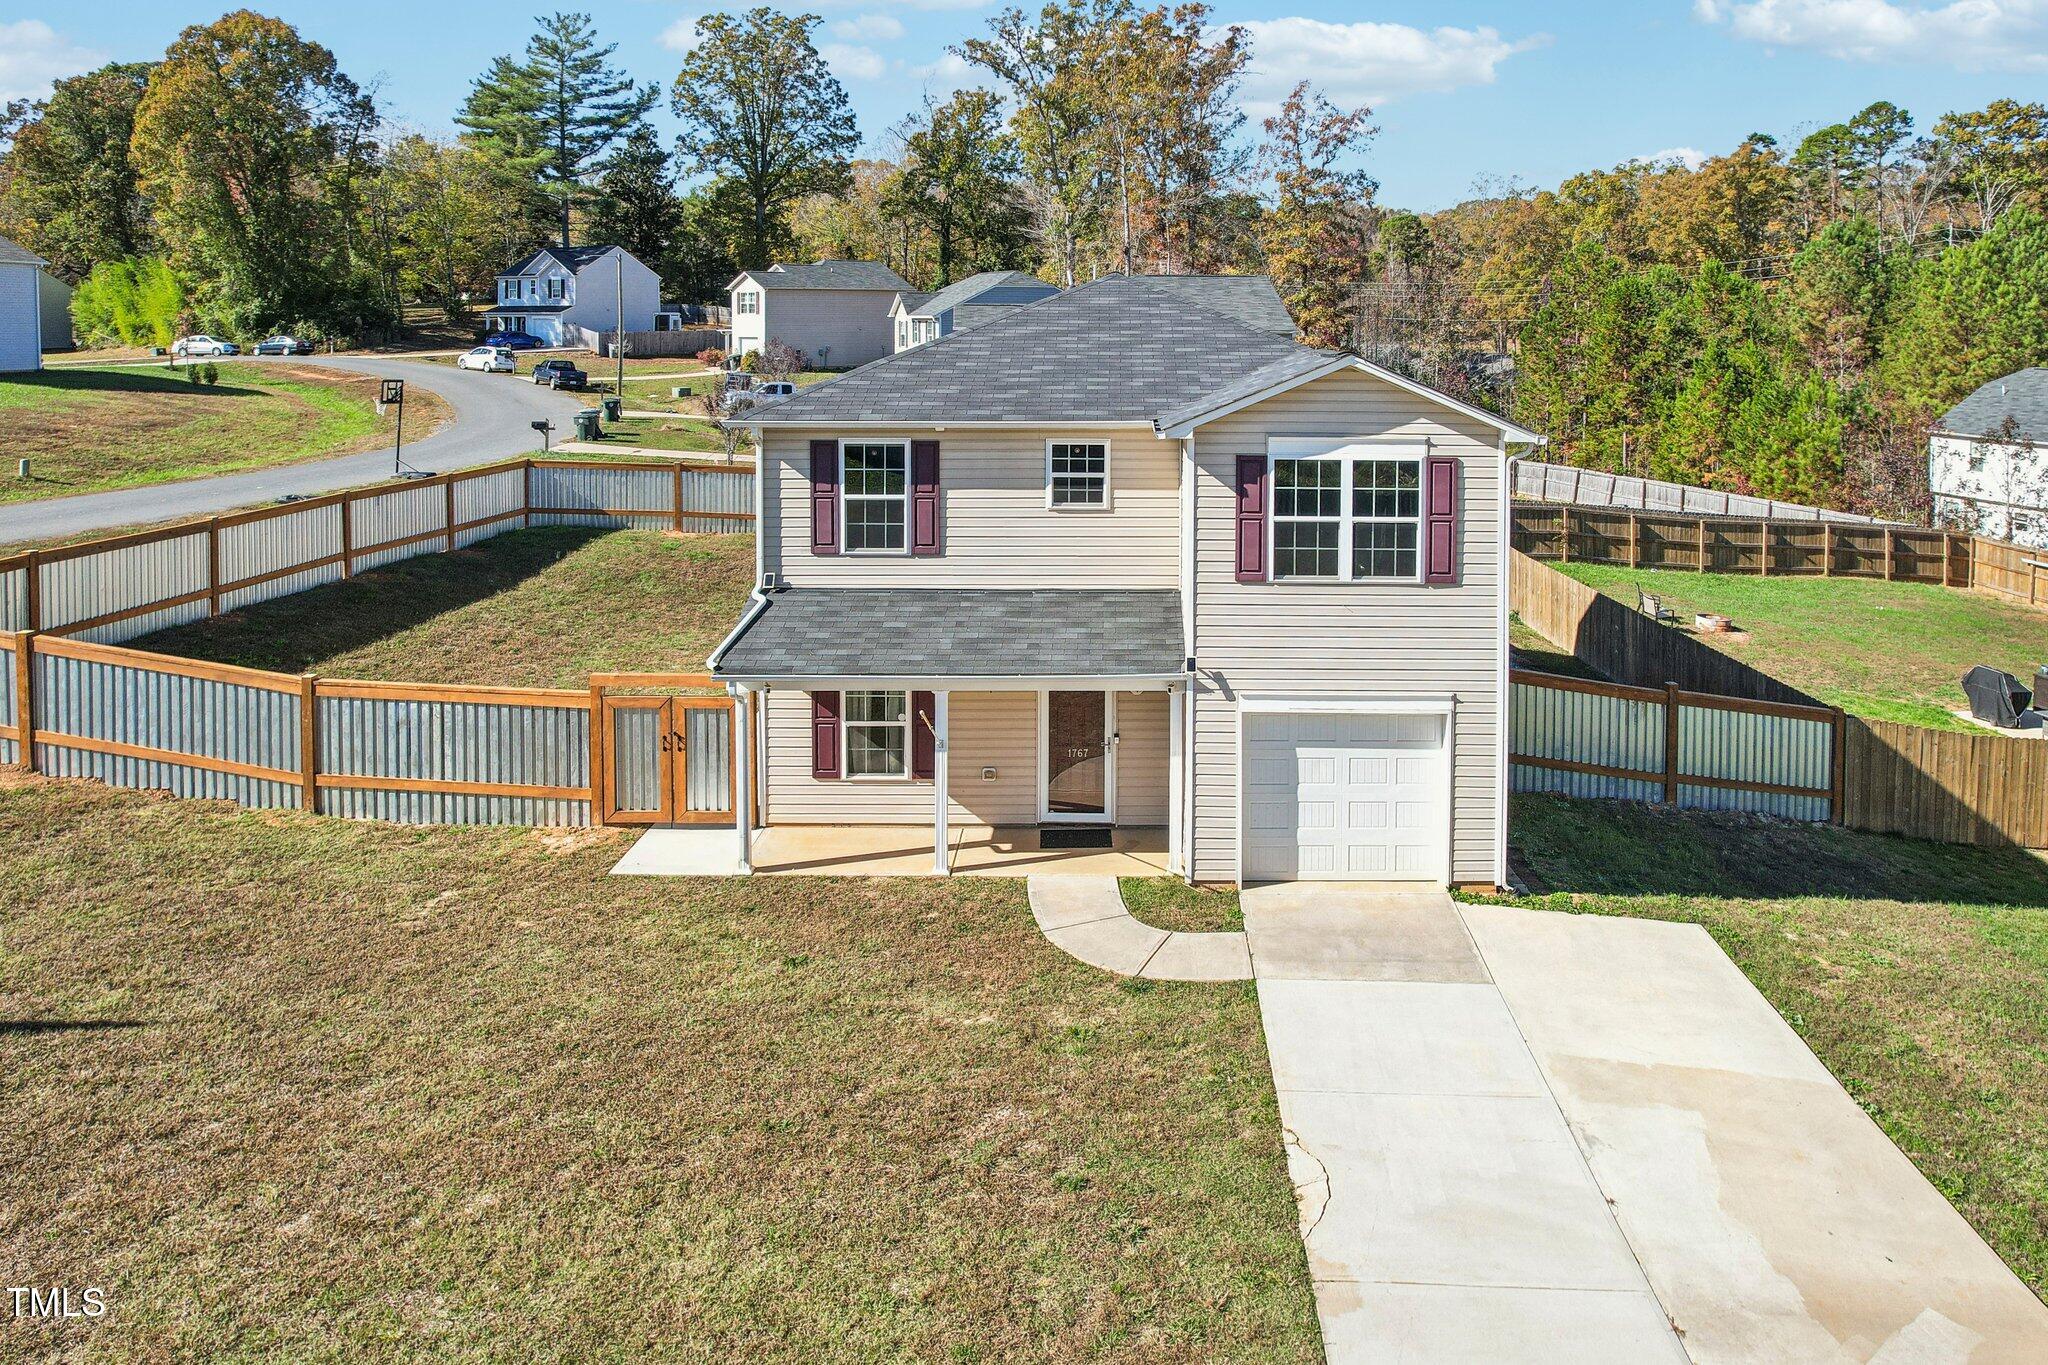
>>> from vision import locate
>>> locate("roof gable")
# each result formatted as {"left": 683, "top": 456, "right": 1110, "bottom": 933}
{"left": 1939, "top": 368, "right": 2048, "bottom": 440}
{"left": 0, "top": 234, "right": 48, "bottom": 268}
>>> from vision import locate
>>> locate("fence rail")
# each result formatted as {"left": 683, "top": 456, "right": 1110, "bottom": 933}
{"left": 0, "top": 457, "right": 754, "bottom": 646}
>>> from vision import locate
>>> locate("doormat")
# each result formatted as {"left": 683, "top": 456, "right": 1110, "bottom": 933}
{"left": 1040, "top": 826, "right": 1113, "bottom": 850}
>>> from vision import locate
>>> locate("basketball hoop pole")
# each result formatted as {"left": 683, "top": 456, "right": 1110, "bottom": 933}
{"left": 381, "top": 378, "right": 408, "bottom": 475}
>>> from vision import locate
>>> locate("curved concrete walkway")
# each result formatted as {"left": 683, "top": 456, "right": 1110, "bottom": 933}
{"left": 1026, "top": 875, "right": 1251, "bottom": 981}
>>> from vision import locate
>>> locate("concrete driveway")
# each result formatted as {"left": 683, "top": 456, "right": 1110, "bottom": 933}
{"left": 1, "top": 355, "right": 588, "bottom": 544}
{"left": 1246, "top": 884, "right": 2048, "bottom": 1363}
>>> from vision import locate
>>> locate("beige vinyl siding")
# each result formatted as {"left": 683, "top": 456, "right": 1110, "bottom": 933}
{"left": 1114, "top": 691, "right": 1170, "bottom": 824}
{"left": 762, "top": 427, "right": 1179, "bottom": 588}
{"left": 762, "top": 688, "right": 1038, "bottom": 826}
{"left": 756, "top": 287, "right": 899, "bottom": 368}
{"left": 1187, "top": 368, "right": 1505, "bottom": 885}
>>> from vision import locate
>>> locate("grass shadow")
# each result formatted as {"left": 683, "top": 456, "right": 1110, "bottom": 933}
{"left": 1510, "top": 793, "right": 2048, "bottom": 908}
{"left": 0, "top": 1019, "right": 146, "bottom": 1036}
{"left": 5, "top": 366, "right": 265, "bottom": 400}
{"left": 134, "top": 525, "right": 617, "bottom": 673}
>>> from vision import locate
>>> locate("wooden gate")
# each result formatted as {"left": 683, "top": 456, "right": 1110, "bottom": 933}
{"left": 590, "top": 674, "right": 738, "bottom": 827}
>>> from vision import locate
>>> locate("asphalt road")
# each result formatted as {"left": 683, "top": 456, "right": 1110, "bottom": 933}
{"left": 1, "top": 355, "right": 590, "bottom": 544}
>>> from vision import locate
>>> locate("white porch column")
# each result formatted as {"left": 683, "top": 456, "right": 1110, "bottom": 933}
{"left": 1167, "top": 682, "right": 1186, "bottom": 877}
{"left": 932, "top": 690, "right": 951, "bottom": 875}
{"left": 730, "top": 683, "right": 753, "bottom": 873}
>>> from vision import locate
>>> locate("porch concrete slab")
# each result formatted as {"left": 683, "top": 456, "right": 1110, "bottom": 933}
{"left": 1315, "top": 1282, "right": 1685, "bottom": 1364}
{"left": 1042, "top": 916, "right": 1168, "bottom": 977}
{"left": 1256, "top": 980, "right": 1546, "bottom": 1098}
{"left": 1243, "top": 883, "right": 1488, "bottom": 983}
{"left": 1462, "top": 902, "right": 2048, "bottom": 1363}
{"left": 1139, "top": 931, "right": 1252, "bottom": 982}
{"left": 608, "top": 828, "right": 744, "bottom": 877}
{"left": 751, "top": 825, "right": 1172, "bottom": 878}
{"left": 1278, "top": 1088, "right": 1653, "bottom": 1293}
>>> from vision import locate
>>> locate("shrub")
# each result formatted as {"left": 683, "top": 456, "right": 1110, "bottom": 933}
{"left": 202, "top": 363, "right": 219, "bottom": 385}
{"left": 70, "top": 257, "right": 186, "bottom": 348}
{"left": 185, "top": 365, "right": 200, "bottom": 385}
{"left": 738, "top": 349, "right": 762, "bottom": 373}
{"left": 758, "top": 339, "right": 806, "bottom": 380}
{"left": 696, "top": 347, "right": 727, "bottom": 368}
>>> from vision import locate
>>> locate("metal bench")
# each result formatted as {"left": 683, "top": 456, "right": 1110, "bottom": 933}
{"left": 1637, "top": 588, "right": 1676, "bottom": 623}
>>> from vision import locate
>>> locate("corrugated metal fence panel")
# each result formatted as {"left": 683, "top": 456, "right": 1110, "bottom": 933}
{"left": 40, "top": 531, "right": 210, "bottom": 642}
{"left": 683, "top": 468, "right": 752, "bottom": 512}
{"left": 530, "top": 464, "right": 674, "bottom": 531}
{"left": 350, "top": 482, "right": 448, "bottom": 573}
{"left": 1509, "top": 681, "right": 1663, "bottom": 801}
{"left": 0, "top": 637, "right": 14, "bottom": 765}
{"left": 1509, "top": 459, "right": 1884, "bottom": 524}
{"left": 220, "top": 505, "right": 345, "bottom": 614}
{"left": 1677, "top": 704, "right": 1833, "bottom": 822}
{"left": 0, "top": 565, "right": 29, "bottom": 632}
{"left": 453, "top": 469, "right": 527, "bottom": 548}
{"left": 610, "top": 706, "right": 662, "bottom": 813}
{"left": 685, "top": 706, "right": 732, "bottom": 813}
{"left": 317, "top": 695, "right": 590, "bottom": 827}
{"left": 33, "top": 651, "right": 301, "bottom": 808}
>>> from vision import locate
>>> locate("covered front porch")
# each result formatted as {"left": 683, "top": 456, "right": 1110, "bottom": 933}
{"left": 613, "top": 824, "right": 1171, "bottom": 878}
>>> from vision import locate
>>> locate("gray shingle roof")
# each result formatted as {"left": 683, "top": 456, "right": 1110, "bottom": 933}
{"left": 1136, "top": 275, "right": 1295, "bottom": 336}
{"left": 1939, "top": 368, "right": 2048, "bottom": 441}
{"left": 505, "top": 245, "right": 625, "bottom": 276}
{"left": 912, "top": 270, "right": 1058, "bottom": 319}
{"left": 891, "top": 290, "right": 936, "bottom": 315}
{"left": 1154, "top": 350, "right": 1343, "bottom": 431}
{"left": 713, "top": 588, "right": 1184, "bottom": 679}
{"left": 735, "top": 260, "right": 914, "bottom": 292}
{"left": 748, "top": 275, "right": 1325, "bottom": 426}
{"left": 0, "top": 235, "right": 45, "bottom": 267}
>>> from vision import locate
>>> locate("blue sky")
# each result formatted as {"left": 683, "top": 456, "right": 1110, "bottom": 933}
{"left": 3, "top": 2, "right": 2045, "bottom": 210}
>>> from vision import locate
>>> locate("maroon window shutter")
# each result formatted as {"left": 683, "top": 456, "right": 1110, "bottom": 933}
{"left": 1234, "top": 454, "right": 1268, "bottom": 583}
{"left": 1425, "top": 454, "right": 1460, "bottom": 585}
{"left": 910, "top": 690, "right": 936, "bottom": 780}
{"left": 811, "top": 691, "right": 842, "bottom": 779}
{"left": 810, "top": 440, "right": 840, "bottom": 555}
{"left": 910, "top": 440, "right": 941, "bottom": 556}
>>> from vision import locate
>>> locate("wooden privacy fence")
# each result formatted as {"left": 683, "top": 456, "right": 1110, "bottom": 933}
{"left": 4, "top": 630, "right": 743, "bottom": 831}
{"left": 1510, "top": 669, "right": 1842, "bottom": 823}
{"left": 0, "top": 458, "right": 754, "bottom": 646}
{"left": 1840, "top": 718, "right": 2048, "bottom": 848}
{"left": 1513, "top": 504, "right": 1974, "bottom": 585}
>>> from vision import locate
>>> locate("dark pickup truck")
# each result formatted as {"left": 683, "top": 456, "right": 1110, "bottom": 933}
{"left": 532, "top": 359, "right": 589, "bottom": 391}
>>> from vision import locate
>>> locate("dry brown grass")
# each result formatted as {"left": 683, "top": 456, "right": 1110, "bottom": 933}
{"left": 0, "top": 780, "right": 1319, "bottom": 1361}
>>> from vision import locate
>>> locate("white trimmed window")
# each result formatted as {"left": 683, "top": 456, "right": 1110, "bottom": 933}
{"left": 845, "top": 691, "right": 909, "bottom": 777}
{"left": 1272, "top": 452, "right": 1423, "bottom": 581}
{"left": 547, "top": 275, "right": 564, "bottom": 300}
{"left": 896, "top": 320, "right": 910, "bottom": 349}
{"left": 737, "top": 290, "right": 761, "bottom": 315}
{"left": 843, "top": 441, "right": 908, "bottom": 552}
{"left": 1048, "top": 441, "right": 1109, "bottom": 508}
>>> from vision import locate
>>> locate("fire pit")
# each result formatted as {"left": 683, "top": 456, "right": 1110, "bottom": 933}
{"left": 1694, "top": 612, "right": 1734, "bottom": 633}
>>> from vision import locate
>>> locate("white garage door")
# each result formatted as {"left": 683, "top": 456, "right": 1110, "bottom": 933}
{"left": 1244, "top": 711, "right": 1447, "bottom": 882}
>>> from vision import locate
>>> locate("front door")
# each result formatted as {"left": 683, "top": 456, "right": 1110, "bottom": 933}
{"left": 1043, "top": 690, "right": 1113, "bottom": 822}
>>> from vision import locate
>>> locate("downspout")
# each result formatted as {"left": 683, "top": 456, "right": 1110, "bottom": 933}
{"left": 1180, "top": 431, "right": 1198, "bottom": 883}
{"left": 1494, "top": 431, "right": 1513, "bottom": 891}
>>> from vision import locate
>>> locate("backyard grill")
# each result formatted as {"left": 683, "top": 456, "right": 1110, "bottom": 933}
{"left": 1961, "top": 665, "right": 2030, "bottom": 729}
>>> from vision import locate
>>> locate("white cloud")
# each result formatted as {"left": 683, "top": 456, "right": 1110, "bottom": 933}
{"left": 657, "top": 17, "right": 702, "bottom": 53}
{"left": 1695, "top": 0, "right": 2048, "bottom": 71}
{"left": 1637, "top": 146, "right": 1709, "bottom": 169}
{"left": 910, "top": 50, "right": 978, "bottom": 99}
{"left": 831, "top": 14, "right": 907, "bottom": 42}
{"left": 1235, "top": 19, "right": 1549, "bottom": 118}
{"left": 821, "top": 43, "right": 887, "bottom": 82}
{"left": 0, "top": 20, "right": 105, "bottom": 105}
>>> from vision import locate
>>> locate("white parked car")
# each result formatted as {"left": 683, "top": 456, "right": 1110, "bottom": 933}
{"left": 171, "top": 334, "right": 237, "bottom": 358}
{"left": 457, "top": 345, "right": 516, "bottom": 373}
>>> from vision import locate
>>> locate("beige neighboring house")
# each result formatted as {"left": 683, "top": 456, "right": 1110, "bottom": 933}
{"left": 727, "top": 260, "right": 913, "bottom": 369}
{"left": 0, "top": 235, "right": 47, "bottom": 373}
{"left": 711, "top": 274, "right": 1547, "bottom": 888}
{"left": 888, "top": 270, "right": 1060, "bottom": 352}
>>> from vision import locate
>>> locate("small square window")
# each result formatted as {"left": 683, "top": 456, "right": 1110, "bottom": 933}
{"left": 1049, "top": 442, "right": 1108, "bottom": 507}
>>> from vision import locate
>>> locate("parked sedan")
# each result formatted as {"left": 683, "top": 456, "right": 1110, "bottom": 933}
{"left": 171, "top": 334, "right": 237, "bottom": 358}
{"left": 457, "top": 345, "right": 516, "bottom": 373}
{"left": 531, "top": 358, "right": 588, "bottom": 390}
{"left": 254, "top": 334, "right": 312, "bottom": 356}
{"left": 483, "top": 331, "right": 544, "bottom": 350}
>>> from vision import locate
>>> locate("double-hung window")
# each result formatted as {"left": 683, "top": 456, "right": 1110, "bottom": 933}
{"left": 844, "top": 691, "right": 909, "bottom": 777}
{"left": 547, "top": 275, "right": 564, "bottom": 300}
{"left": 737, "top": 290, "right": 760, "bottom": 315}
{"left": 1047, "top": 441, "right": 1109, "bottom": 508}
{"left": 1271, "top": 449, "right": 1423, "bottom": 582}
{"left": 842, "top": 441, "right": 908, "bottom": 552}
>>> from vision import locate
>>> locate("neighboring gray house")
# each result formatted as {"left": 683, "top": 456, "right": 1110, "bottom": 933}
{"left": 39, "top": 270, "right": 73, "bottom": 352}
{"left": 727, "top": 261, "right": 913, "bottom": 369}
{"left": 711, "top": 274, "right": 1543, "bottom": 888}
{"left": 0, "top": 235, "right": 46, "bottom": 373}
{"left": 1930, "top": 367, "right": 2048, "bottom": 549}
{"left": 889, "top": 270, "right": 1060, "bottom": 352}
{"left": 481, "top": 245, "right": 662, "bottom": 348}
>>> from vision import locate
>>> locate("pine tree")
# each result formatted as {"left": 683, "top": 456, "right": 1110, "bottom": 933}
{"left": 458, "top": 12, "right": 655, "bottom": 248}
{"left": 588, "top": 126, "right": 682, "bottom": 287}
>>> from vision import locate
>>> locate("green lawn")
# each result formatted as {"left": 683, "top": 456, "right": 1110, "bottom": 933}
{"left": 1486, "top": 793, "right": 2048, "bottom": 1294}
{"left": 585, "top": 413, "right": 729, "bottom": 453}
{"left": 0, "top": 778, "right": 1318, "bottom": 1361}
{"left": 1508, "top": 611, "right": 1602, "bottom": 680}
{"left": 0, "top": 363, "right": 450, "bottom": 504}
{"left": 134, "top": 527, "right": 753, "bottom": 687}
{"left": 1554, "top": 564, "right": 2048, "bottom": 729}
{"left": 1118, "top": 878, "right": 1244, "bottom": 933}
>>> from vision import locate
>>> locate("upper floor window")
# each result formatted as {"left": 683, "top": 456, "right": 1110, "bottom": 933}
{"left": 896, "top": 320, "right": 910, "bottom": 349}
{"left": 1047, "top": 441, "right": 1109, "bottom": 509}
{"left": 913, "top": 318, "right": 936, "bottom": 344}
{"left": 737, "top": 290, "right": 761, "bottom": 315}
{"left": 843, "top": 442, "right": 908, "bottom": 552}
{"left": 1273, "top": 455, "right": 1421, "bottom": 581}
{"left": 844, "top": 690, "right": 910, "bottom": 777}
{"left": 547, "top": 276, "right": 564, "bottom": 300}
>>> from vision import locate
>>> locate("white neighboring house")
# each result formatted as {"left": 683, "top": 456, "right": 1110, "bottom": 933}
{"left": 727, "top": 261, "right": 913, "bottom": 369}
{"left": 0, "top": 234, "right": 47, "bottom": 373}
{"left": 1930, "top": 368, "right": 2048, "bottom": 549}
{"left": 481, "top": 245, "right": 661, "bottom": 348}
{"left": 889, "top": 271, "right": 1060, "bottom": 352}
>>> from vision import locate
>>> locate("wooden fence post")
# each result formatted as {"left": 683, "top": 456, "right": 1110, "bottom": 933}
{"left": 1696, "top": 519, "right": 1708, "bottom": 573}
{"left": 339, "top": 495, "right": 354, "bottom": 579}
{"left": 1663, "top": 682, "right": 1681, "bottom": 805}
{"left": 207, "top": 516, "right": 223, "bottom": 616}
{"left": 1883, "top": 527, "right": 1895, "bottom": 581}
{"left": 1830, "top": 706, "right": 1846, "bottom": 826}
{"left": 23, "top": 550, "right": 40, "bottom": 633}
{"left": 1559, "top": 507, "right": 1573, "bottom": 563}
{"left": 1823, "top": 526, "right": 1834, "bottom": 577}
{"left": 13, "top": 630, "right": 34, "bottom": 772}
{"left": 1756, "top": 521, "right": 1768, "bottom": 575}
{"left": 674, "top": 463, "right": 685, "bottom": 533}
{"left": 300, "top": 673, "right": 320, "bottom": 813}
{"left": 1629, "top": 513, "right": 1641, "bottom": 568}
{"left": 444, "top": 477, "right": 457, "bottom": 552}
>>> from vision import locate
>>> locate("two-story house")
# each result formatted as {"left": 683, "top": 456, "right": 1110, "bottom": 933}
{"left": 727, "top": 261, "right": 913, "bottom": 368}
{"left": 482, "top": 245, "right": 662, "bottom": 347}
{"left": 888, "top": 270, "right": 1061, "bottom": 352}
{"left": 1930, "top": 368, "right": 2048, "bottom": 549}
{"left": 710, "top": 275, "right": 1545, "bottom": 889}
